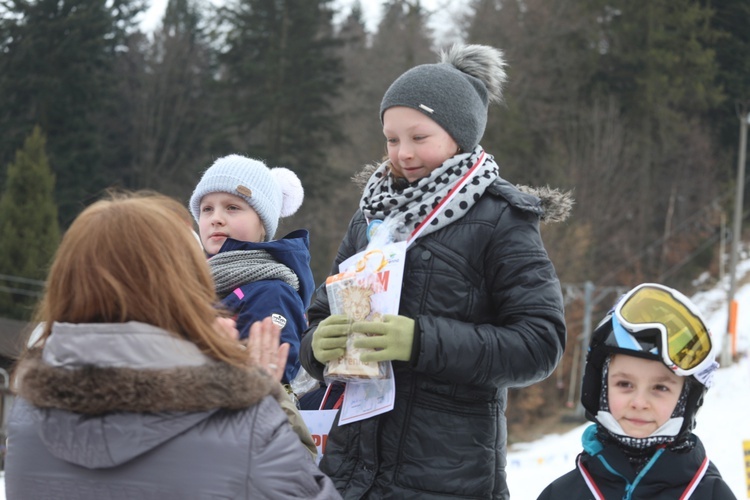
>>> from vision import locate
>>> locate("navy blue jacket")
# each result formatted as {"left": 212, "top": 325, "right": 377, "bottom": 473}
{"left": 216, "top": 229, "right": 314, "bottom": 384}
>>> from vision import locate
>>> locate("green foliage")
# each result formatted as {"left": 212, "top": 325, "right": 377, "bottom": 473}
{"left": 703, "top": 0, "right": 750, "bottom": 161}
{"left": 0, "top": 0, "right": 144, "bottom": 225}
{"left": 217, "top": 0, "right": 343, "bottom": 196}
{"left": 0, "top": 126, "right": 60, "bottom": 319}
{"left": 582, "top": 0, "right": 725, "bottom": 278}
{"left": 466, "top": 0, "right": 601, "bottom": 184}
{"left": 467, "top": 0, "right": 725, "bottom": 287}
{"left": 590, "top": 0, "right": 724, "bottom": 116}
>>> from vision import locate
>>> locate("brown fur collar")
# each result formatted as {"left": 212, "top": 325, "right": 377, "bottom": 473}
{"left": 14, "top": 348, "right": 284, "bottom": 415}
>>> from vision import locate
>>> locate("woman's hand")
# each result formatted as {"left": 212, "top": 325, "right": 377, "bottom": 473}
{"left": 214, "top": 316, "right": 240, "bottom": 341}
{"left": 247, "top": 316, "right": 290, "bottom": 382}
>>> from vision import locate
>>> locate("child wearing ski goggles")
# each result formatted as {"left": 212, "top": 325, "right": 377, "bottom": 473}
{"left": 610, "top": 283, "right": 714, "bottom": 377}
{"left": 538, "top": 283, "right": 735, "bottom": 500}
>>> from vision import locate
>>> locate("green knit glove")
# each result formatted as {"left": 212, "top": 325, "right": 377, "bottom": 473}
{"left": 311, "top": 314, "right": 350, "bottom": 364}
{"left": 352, "top": 314, "right": 415, "bottom": 362}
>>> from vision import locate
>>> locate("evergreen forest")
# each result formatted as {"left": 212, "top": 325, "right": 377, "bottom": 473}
{"left": 1, "top": 0, "right": 749, "bottom": 434}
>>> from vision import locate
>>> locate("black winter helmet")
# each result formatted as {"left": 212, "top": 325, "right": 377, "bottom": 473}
{"left": 580, "top": 283, "right": 718, "bottom": 441}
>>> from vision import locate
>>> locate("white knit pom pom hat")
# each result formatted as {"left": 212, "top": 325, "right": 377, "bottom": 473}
{"left": 189, "top": 155, "right": 304, "bottom": 241}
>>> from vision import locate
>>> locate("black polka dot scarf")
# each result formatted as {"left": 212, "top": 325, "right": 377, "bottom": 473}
{"left": 359, "top": 146, "right": 499, "bottom": 243}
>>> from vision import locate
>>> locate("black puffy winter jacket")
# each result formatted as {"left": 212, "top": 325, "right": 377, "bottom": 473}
{"left": 300, "top": 177, "right": 569, "bottom": 499}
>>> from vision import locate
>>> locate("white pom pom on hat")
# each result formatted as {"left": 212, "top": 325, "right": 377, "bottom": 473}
{"left": 189, "top": 155, "right": 304, "bottom": 241}
{"left": 272, "top": 167, "right": 304, "bottom": 217}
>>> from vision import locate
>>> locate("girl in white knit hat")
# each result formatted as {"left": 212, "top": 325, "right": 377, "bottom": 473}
{"left": 190, "top": 155, "right": 314, "bottom": 388}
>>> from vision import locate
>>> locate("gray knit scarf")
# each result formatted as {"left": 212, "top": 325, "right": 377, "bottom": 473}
{"left": 208, "top": 250, "right": 299, "bottom": 298}
{"left": 359, "top": 146, "right": 499, "bottom": 243}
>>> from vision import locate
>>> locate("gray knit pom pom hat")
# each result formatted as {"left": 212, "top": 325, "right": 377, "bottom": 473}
{"left": 380, "top": 44, "right": 507, "bottom": 153}
{"left": 189, "top": 155, "right": 304, "bottom": 241}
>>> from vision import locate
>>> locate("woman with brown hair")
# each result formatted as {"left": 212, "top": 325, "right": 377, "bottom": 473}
{"left": 5, "top": 192, "right": 340, "bottom": 499}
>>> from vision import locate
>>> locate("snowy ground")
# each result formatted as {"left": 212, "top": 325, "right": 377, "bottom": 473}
{"left": 3, "top": 272, "right": 750, "bottom": 498}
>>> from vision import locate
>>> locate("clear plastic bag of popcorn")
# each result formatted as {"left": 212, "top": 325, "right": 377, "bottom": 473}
{"left": 323, "top": 219, "right": 407, "bottom": 382}
{"left": 324, "top": 272, "right": 387, "bottom": 381}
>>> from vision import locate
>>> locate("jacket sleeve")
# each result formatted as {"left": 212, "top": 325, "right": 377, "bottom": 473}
{"left": 246, "top": 396, "right": 341, "bottom": 499}
{"left": 413, "top": 203, "right": 566, "bottom": 389}
{"left": 534, "top": 468, "right": 581, "bottom": 500}
{"left": 300, "top": 211, "right": 368, "bottom": 381}
{"left": 277, "top": 389, "right": 318, "bottom": 461}
{"left": 231, "top": 282, "right": 306, "bottom": 384}
{"left": 703, "top": 462, "right": 739, "bottom": 499}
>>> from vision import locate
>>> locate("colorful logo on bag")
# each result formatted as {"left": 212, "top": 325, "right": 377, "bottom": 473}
{"left": 355, "top": 250, "right": 388, "bottom": 273}
{"left": 366, "top": 219, "right": 383, "bottom": 242}
{"left": 271, "top": 313, "right": 287, "bottom": 329}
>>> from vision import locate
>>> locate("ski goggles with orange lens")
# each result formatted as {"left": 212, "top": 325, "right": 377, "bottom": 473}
{"left": 610, "top": 283, "right": 715, "bottom": 376}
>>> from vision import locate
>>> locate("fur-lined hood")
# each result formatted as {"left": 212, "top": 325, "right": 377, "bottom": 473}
{"left": 14, "top": 322, "right": 283, "bottom": 415}
{"left": 12, "top": 322, "right": 284, "bottom": 469}
{"left": 15, "top": 348, "right": 282, "bottom": 415}
{"left": 352, "top": 163, "right": 573, "bottom": 224}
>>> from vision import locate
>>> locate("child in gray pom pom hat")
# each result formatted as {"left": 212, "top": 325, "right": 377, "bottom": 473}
{"left": 299, "top": 44, "right": 573, "bottom": 499}
{"left": 190, "top": 155, "right": 315, "bottom": 388}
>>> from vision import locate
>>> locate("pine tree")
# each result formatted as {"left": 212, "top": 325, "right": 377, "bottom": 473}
{"left": 585, "top": 0, "right": 724, "bottom": 279}
{"left": 0, "top": 126, "right": 60, "bottom": 319}
{"left": 370, "top": 0, "right": 435, "bottom": 84}
{"left": 217, "top": 0, "right": 343, "bottom": 196}
{"left": 703, "top": 0, "right": 750, "bottom": 155}
{"left": 0, "top": 0, "right": 144, "bottom": 225}
{"left": 590, "top": 0, "right": 723, "bottom": 117}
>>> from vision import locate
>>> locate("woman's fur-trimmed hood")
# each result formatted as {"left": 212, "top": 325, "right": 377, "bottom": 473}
{"left": 15, "top": 347, "right": 283, "bottom": 415}
{"left": 10, "top": 322, "right": 286, "bottom": 470}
